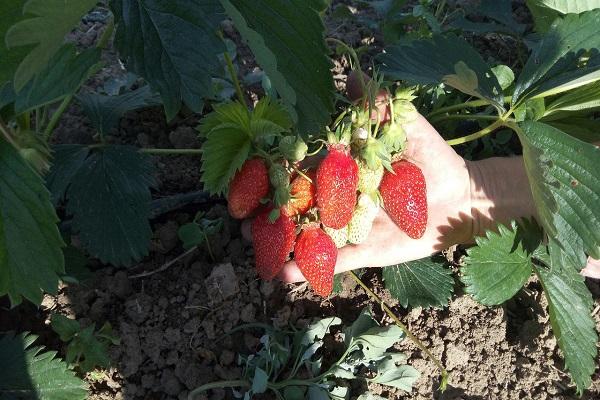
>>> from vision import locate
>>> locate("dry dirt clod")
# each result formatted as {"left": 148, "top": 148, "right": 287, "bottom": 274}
{"left": 204, "top": 263, "right": 239, "bottom": 303}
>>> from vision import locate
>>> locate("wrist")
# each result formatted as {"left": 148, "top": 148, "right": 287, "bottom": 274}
{"left": 466, "top": 157, "right": 538, "bottom": 238}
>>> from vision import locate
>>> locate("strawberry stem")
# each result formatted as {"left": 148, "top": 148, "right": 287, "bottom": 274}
{"left": 348, "top": 270, "right": 449, "bottom": 392}
{"left": 223, "top": 51, "right": 248, "bottom": 109}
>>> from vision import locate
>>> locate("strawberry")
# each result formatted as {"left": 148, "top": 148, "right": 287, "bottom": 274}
{"left": 228, "top": 159, "right": 269, "bottom": 219}
{"left": 252, "top": 209, "right": 296, "bottom": 280}
{"left": 316, "top": 144, "right": 359, "bottom": 229}
{"left": 379, "top": 160, "right": 427, "bottom": 239}
{"left": 357, "top": 161, "right": 384, "bottom": 194}
{"left": 294, "top": 224, "right": 337, "bottom": 296}
{"left": 323, "top": 225, "right": 348, "bottom": 248}
{"left": 282, "top": 170, "right": 316, "bottom": 217}
{"left": 348, "top": 193, "right": 379, "bottom": 244}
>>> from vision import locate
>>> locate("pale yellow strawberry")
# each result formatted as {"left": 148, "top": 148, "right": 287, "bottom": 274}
{"left": 348, "top": 193, "right": 379, "bottom": 244}
{"left": 323, "top": 225, "right": 348, "bottom": 248}
{"left": 357, "top": 161, "right": 384, "bottom": 194}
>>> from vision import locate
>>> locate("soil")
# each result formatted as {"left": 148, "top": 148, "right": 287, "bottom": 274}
{"left": 2, "top": 1, "right": 600, "bottom": 400}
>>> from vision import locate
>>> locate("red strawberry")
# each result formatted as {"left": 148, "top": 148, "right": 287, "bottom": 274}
{"left": 282, "top": 170, "right": 316, "bottom": 217}
{"left": 228, "top": 159, "right": 269, "bottom": 219}
{"left": 379, "top": 160, "right": 427, "bottom": 239}
{"left": 252, "top": 209, "right": 296, "bottom": 280}
{"left": 294, "top": 224, "right": 337, "bottom": 296}
{"left": 316, "top": 144, "right": 359, "bottom": 229}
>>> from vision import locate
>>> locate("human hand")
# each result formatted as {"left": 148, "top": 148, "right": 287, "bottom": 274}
{"left": 275, "top": 113, "right": 474, "bottom": 282}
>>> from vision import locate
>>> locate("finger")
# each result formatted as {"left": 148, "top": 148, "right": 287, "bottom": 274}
{"left": 241, "top": 219, "right": 252, "bottom": 242}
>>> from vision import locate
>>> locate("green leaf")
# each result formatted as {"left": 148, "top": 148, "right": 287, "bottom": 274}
{"left": 526, "top": 0, "right": 600, "bottom": 33}
{"left": 46, "top": 145, "right": 90, "bottom": 207}
{"left": 0, "top": 332, "right": 88, "bottom": 400}
{"left": 543, "top": 81, "right": 600, "bottom": 119}
{"left": 177, "top": 223, "right": 204, "bottom": 250}
{"left": 517, "top": 121, "right": 600, "bottom": 262}
{"left": 451, "top": 0, "right": 525, "bottom": 36}
{"left": 301, "top": 317, "right": 341, "bottom": 346}
{"left": 0, "top": 139, "right": 64, "bottom": 306}
{"left": 61, "top": 244, "right": 92, "bottom": 284}
{"left": 76, "top": 85, "right": 161, "bottom": 135}
{"left": 283, "top": 386, "right": 306, "bottom": 400}
{"left": 533, "top": 242, "right": 598, "bottom": 394}
{"left": 461, "top": 220, "right": 543, "bottom": 305}
{"left": 220, "top": 0, "right": 335, "bottom": 135}
{"left": 512, "top": 11, "right": 600, "bottom": 104}
{"left": 351, "top": 325, "right": 405, "bottom": 362}
{"left": 369, "top": 354, "right": 420, "bottom": 392}
{"left": 66, "top": 145, "right": 157, "bottom": 266}
{"left": 51, "top": 315, "right": 117, "bottom": 373}
{"left": 200, "top": 126, "right": 251, "bottom": 195}
{"left": 50, "top": 314, "right": 80, "bottom": 342}
{"left": 0, "top": 0, "right": 28, "bottom": 86}
{"left": 251, "top": 367, "right": 268, "bottom": 394}
{"left": 382, "top": 256, "right": 454, "bottom": 309}
{"left": 546, "top": 118, "right": 600, "bottom": 143}
{"left": 111, "top": 0, "right": 225, "bottom": 120}
{"left": 491, "top": 65, "right": 515, "bottom": 91}
{"left": 14, "top": 45, "right": 101, "bottom": 114}
{"left": 377, "top": 34, "right": 504, "bottom": 109}
{"left": 5, "top": 0, "right": 98, "bottom": 91}
{"left": 307, "top": 385, "right": 330, "bottom": 400}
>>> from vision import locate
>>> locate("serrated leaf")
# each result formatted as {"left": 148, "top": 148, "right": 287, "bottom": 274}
{"left": 0, "top": 0, "right": 28, "bottom": 86}
{"left": 0, "top": 139, "right": 64, "bottom": 306}
{"left": 220, "top": 0, "right": 335, "bottom": 135}
{"left": 111, "top": 0, "right": 226, "bottom": 120}
{"left": 377, "top": 34, "right": 503, "bottom": 109}
{"left": 77, "top": 85, "right": 161, "bottom": 135}
{"left": 13, "top": 44, "right": 101, "bottom": 115}
{"left": 0, "top": 332, "right": 88, "bottom": 400}
{"left": 517, "top": 121, "right": 600, "bottom": 262}
{"left": 513, "top": 11, "right": 600, "bottom": 104}
{"left": 46, "top": 145, "right": 91, "bottom": 207}
{"left": 533, "top": 242, "right": 598, "bottom": 394}
{"left": 51, "top": 314, "right": 80, "bottom": 342}
{"left": 200, "top": 126, "right": 251, "bottom": 195}
{"left": 5, "top": 0, "right": 98, "bottom": 91}
{"left": 382, "top": 256, "right": 454, "bottom": 309}
{"left": 461, "top": 220, "right": 543, "bottom": 305}
{"left": 66, "top": 145, "right": 156, "bottom": 266}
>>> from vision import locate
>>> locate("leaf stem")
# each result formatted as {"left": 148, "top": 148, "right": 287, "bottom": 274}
{"left": 138, "top": 148, "right": 203, "bottom": 155}
{"left": 44, "top": 95, "right": 73, "bottom": 140}
{"left": 348, "top": 271, "right": 449, "bottom": 391}
{"left": 224, "top": 51, "right": 247, "bottom": 109}
{"left": 427, "top": 96, "right": 511, "bottom": 118}
{"left": 188, "top": 380, "right": 250, "bottom": 400}
{"left": 445, "top": 118, "right": 506, "bottom": 146}
{"left": 430, "top": 113, "right": 500, "bottom": 124}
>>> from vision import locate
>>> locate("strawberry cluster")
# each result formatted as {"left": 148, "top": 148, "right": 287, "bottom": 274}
{"left": 206, "top": 78, "right": 428, "bottom": 297}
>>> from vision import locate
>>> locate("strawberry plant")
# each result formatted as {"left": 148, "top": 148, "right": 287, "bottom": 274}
{"left": 1, "top": 0, "right": 599, "bottom": 398}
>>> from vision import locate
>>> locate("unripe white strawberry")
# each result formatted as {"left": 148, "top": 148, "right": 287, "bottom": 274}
{"left": 348, "top": 193, "right": 379, "bottom": 244}
{"left": 323, "top": 225, "right": 348, "bottom": 248}
{"left": 357, "top": 161, "right": 384, "bottom": 194}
